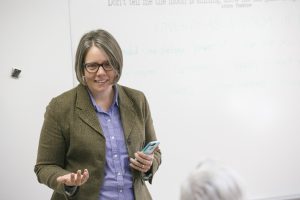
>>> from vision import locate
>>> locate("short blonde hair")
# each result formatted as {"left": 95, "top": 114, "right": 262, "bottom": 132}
{"left": 74, "top": 29, "right": 123, "bottom": 85}
{"left": 180, "top": 159, "right": 245, "bottom": 200}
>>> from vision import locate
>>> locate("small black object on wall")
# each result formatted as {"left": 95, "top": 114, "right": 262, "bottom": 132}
{"left": 11, "top": 68, "right": 22, "bottom": 78}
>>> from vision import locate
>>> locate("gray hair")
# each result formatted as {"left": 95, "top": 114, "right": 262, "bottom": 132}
{"left": 180, "top": 159, "right": 245, "bottom": 200}
{"left": 75, "top": 29, "right": 123, "bottom": 85}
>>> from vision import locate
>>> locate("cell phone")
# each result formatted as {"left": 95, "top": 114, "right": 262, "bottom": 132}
{"left": 142, "top": 141, "right": 160, "bottom": 155}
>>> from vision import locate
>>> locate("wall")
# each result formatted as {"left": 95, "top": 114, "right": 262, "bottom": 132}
{"left": 0, "top": 0, "right": 299, "bottom": 199}
{"left": 0, "top": 0, "right": 73, "bottom": 199}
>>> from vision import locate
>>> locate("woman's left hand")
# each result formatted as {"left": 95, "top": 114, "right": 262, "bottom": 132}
{"left": 130, "top": 151, "right": 154, "bottom": 173}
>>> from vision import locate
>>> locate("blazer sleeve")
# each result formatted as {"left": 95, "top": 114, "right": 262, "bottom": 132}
{"left": 34, "top": 97, "right": 71, "bottom": 195}
{"left": 143, "top": 94, "right": 162, "bottom": 184}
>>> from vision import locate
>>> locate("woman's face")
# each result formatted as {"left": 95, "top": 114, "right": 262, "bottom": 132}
{"left": 84, "top": 46, "right": 117, "bottom": 96}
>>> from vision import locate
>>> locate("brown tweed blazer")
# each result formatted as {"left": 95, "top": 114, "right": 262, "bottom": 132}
{"left": 34, "top": 84, "right": 161, "bottom": 200}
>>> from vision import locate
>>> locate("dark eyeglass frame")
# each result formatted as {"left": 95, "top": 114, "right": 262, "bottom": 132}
{"left": 83, "top": 62, "right": 113, "bottom": 73}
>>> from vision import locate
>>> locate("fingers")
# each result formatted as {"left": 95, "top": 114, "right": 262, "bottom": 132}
{"left": 56, "top": 169, "right": 89, "bottom": 186}
{"left": 71, "top": 173, "right": 75, "bottom": 183}
{"left": 75, "top": 170, "right": 81, "bottom": 185}
{"left": 81, "top": 169, "right": 89, "bottom": 184}
{"left": 130, "top": 152, "right": 153, "bottom": 173}
{"left": 135, "top": 152, "right": 153, "bottom": 166}
{"left": 130, "top": 158, "right": 148, "bottom": 172}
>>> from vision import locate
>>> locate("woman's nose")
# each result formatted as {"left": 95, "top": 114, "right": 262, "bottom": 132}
{"left": 96, "top": 66, "right": 106, "bottom": 74}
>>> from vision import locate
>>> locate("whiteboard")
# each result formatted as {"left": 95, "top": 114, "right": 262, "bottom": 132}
{"left": 69, "top": 0, "right": 300, "bottom": 199}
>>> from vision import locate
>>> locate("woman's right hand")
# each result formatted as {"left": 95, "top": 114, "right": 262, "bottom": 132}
{"left": 56, "top": 169, "right": 89, "bottom": 186}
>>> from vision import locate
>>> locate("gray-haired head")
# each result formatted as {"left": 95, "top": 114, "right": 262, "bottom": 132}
{"left": 180, "top": 159, "right": 245, "bottom": 200}
{"left": 74, "top": 29, "right": 123, "bottom": 85}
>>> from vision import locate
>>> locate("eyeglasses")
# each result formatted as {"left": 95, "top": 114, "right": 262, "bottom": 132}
{"left": 84, "top": 62, "right": 113, "bottom": 73}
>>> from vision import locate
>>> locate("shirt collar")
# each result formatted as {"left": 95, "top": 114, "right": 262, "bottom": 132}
{"left": 88, "top": 85, "right": 119, "bottom": 113}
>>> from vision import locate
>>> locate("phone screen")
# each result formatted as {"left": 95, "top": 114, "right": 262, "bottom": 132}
{"left": 142, "top": 141, "right": 160, "bottom": 154}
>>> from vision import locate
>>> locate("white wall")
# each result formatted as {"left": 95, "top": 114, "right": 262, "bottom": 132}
{"left": 1, "top": 0, "right": 300, "bottom": 199}
{"left": 69, "top": 1, "right": 300, "bottom": 200}
{"left": 0, "top": 0, "right": 73, "bottom": 199}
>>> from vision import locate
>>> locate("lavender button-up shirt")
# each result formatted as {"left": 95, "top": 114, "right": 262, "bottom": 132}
{"left": 89, "top": 86, "right": 134, "bottom": 200}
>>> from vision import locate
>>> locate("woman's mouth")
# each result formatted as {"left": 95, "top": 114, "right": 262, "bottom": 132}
{"left": 95, "top": 80, "right": 107, "bottom": 83}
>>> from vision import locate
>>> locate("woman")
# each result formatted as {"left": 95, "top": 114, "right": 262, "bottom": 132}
{"left": 34, "top": 29, "right": 161, "bottom": 200}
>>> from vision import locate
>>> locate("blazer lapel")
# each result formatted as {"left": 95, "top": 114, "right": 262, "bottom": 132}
{"left": 118, "top": 85, "right": 137, "bottom": 140}
{"left": 75, "top": 84, "right": 103, "bottom": 135}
